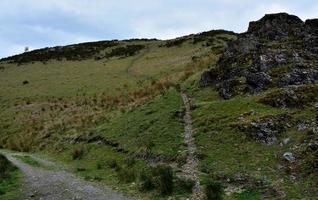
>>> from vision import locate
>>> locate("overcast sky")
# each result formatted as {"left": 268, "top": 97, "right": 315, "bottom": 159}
{"left": 0, "top": 0, "right": 317, "bottom": 58}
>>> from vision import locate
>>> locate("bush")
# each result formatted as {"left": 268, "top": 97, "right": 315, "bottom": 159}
{"left": 0, "top": 154, "right": 11, "bottom": 178}
{"left": 205, "top": 180, "right": 224, "bottom": 200}
{"left": 124, "top": 157, "right": 136, "bottom": 167}
{"left": 176, "top": 177, "right": 195, "bottom": 193}
{"left": 117, "top": 165, "right": 137, "bottom": 183}
{"left": 106, "top": 159, "right": 118, "bottom": 169}
{"left": 152, "top": 165, "right": 174, "bottom": 195}
{"left": 139, "top": 169, "right": 154, "bottom": 191}
{"left": 138, "top": 165, "right": 174, "bottom": 195}
{"left": 71, "top": 147, "right": 85, "bottom": 160}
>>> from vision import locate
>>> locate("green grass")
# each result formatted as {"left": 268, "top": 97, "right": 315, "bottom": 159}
{"left": 0, "top": 32, "right": 226, "bottom": 198}
{"left": 0, "top": 155, "right": 23, "bottom": 200}
{"left": 0, "top": 35, "right": 223, "bottom": 153}
{"left": 0, "top": 170, "right": 22, "bottom": 200}
{"left": 230, "top": 189, "right": 260, "bottom": 200}
{"left": 42, "top": 143, "right": 192, "bottom": 200}
{"left": 96, "top": 88, "right": 185, "bottom": 159}
{"left": 187, "top": 86, "right": 318, "bottom": 199}
{"left": 14, "top": 155, "right": 42, "bottom": 168}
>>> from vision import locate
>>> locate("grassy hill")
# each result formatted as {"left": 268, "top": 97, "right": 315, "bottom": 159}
{"left": 0, "top": 13, "right": 317, "bottom": 200}
{"left": 0, "top": 30, "right": 237, "bottom": 199}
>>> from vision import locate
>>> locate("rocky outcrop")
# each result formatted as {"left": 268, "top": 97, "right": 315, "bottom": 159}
{"left": 201, "top": 13, "right": 318, "bottom": 99}
{"left": 259, "top": 85, "right": 318, "bottom": 108}
{"left": 237, "top": 114, "right": 290, "bottom": 144}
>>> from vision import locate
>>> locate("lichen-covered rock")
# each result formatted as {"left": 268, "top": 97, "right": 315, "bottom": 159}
{"left": 278, "top": 67, "right": 318, "bottom": 86}
{"left": 259, "top": 85, "right": 318, "bottom": 108}
{"left": 200, "top": 13, "right": 318, "bottom": 98}
{"left": 199, "top": 71, "right": 213, "bottom": 87}
{"left": 246, "top": 72, "right": 272, "bottom": 92}
{"left": 237, "top": 114, "right": 290, "bottom": 144}
{"left": 247, "top": 13, "right": 304, "bottom": 40}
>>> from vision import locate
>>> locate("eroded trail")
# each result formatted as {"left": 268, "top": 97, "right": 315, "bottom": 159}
{"left": 3, "top": 152, "right": 133, "bottom": 200}
{"left": 181, "top": 93, "right": 204, "bottom": 200}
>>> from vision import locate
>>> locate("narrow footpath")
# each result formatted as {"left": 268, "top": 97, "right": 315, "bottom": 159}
{"left": 181, "top": 93, "right": 204, "bottom": 200}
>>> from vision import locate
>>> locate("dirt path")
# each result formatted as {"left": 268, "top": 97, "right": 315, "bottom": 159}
{"left": 3, "top": 152, "right": 133, "bottom": 200}
{"left": 181, "top": 93, "right": 204, "bottom": 200}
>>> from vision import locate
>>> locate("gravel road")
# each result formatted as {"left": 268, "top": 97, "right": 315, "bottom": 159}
{"left": 3, "top": 152, "right": 134, "bottom": 200}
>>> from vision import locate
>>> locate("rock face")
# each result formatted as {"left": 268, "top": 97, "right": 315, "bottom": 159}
{"left": 201, "top": 13, "right": 318, "bottom": 99}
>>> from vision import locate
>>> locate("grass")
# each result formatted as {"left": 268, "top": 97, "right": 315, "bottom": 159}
{"left": 96, "top": 88, "right": 185, "bottom": 159}
{"left": 0, "top": 154, "right": 22, "bottom": 200}
{"left": 230, "top": 189, "right": 260, "bottom": 200}
{"left": 14, "top": 155, "right": 43, "bottom": 168}
{"left": 185, "top": 84, "right": 318, "bottom": 199}
{"left": 0, "top": 31, "right": 241, "bottom": 200}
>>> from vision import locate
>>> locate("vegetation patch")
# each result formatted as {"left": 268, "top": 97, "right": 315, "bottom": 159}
{"left": 1, "top": 40, "right": 119, "bottom": 63}
{"left": 104, "top": 45, "right": 145, "bottom": 58}
{"left": 96, "top": 89, "right": 185, "bottom": 161}
{"left": 0, "top": 154, "right": 22, "bottom": 200}
{"left": 294, "top": 129, "right": 318, "bottom": 177}
{"left": 14, "top": 155, "right": 42, "bottom": 168}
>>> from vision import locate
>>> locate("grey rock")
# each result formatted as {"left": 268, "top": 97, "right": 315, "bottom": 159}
{"left": 246, "top": 72, "right": 272, "bottom": 92}
{"left": 279, "top": 66, "right": 318, "bottom": 87}
{"left": 199, "top": 71, "right": 213, "bottom": 87}
{"left": 248, "top": 13, "right": 304, "bottom": 40}
{"left": 240, "top": 117, "right": 287, "bottom": 144}
{"left": 297, "top": 121, "right": 310, "bottom": 131}
{"left": 283, "top": 138, "right": 290, "bottom": 145}
{"left": 201, "top": 13, "right": 318, "bottom": 99}
{"left": 283, "top": 152, "right": 295, "bottom": 162}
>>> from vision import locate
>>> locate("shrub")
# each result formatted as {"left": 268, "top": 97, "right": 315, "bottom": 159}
{"left": 106, "top": 159, "right": 118, "bottom": 169}
{"left": 105, "top": 45, "right": 145, "bottom": 58}
{"left": 138, "top": 165, "right": 174, "bottom": 195}
{"left": 71, "top": 147, "right": 85, "bottom": 160}
{"left": 117, "top": 165, "right": 137, "bottom": 183}
{"left": 0, "top": 154, "right": 11, "bottom": 178}
{"left": 205, "top": 180, "right": 224, "bottom": 200}
{"left": 176, "top": 177, "right": 195, "bottom": 193}
{"left": 152, "top": 165, "right": 174, "bottom": 195}
{"left": 124, "top": 157, "right": 136, "bottom": 167}
{"left": 139, "top": 169, "right": 154, "bottom": 191}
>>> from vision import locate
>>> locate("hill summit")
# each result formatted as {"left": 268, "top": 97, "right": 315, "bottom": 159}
{"left": 200, "top": 13, "right": 318, "bottom": 99}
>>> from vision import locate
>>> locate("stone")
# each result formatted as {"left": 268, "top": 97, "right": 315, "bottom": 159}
{"left": 199, "top": 71, "right": 213, "bottom": 87}
{"left": 282, "top": 138, "right": 290, "bottom": 145}
{"left": 247, "top": 13, "right": 304, "bottom": 40}
{"left": 238, "top": 115, "right": 288, "bottom": 145}
{"left": 246, "top": 72, "right": 272, "bottom": 92}
{"left": 278, "top": 67, "right": 318, "bottom": 87}
{"left": 283, "top": 152, "right": 295, "bottom": 162}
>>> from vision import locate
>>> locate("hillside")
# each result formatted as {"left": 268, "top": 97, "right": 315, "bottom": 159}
{"left": 0, "top": 13, "right": 317, "bottom": 200}
{"left": 0, "top": 30, "right": 237, "bottom": 199}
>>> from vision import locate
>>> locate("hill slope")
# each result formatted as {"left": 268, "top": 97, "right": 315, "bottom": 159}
{"left": 193, "top": 13, "right": 317, "bottom": 199}
{"left": 0, "top": 13, "right": 317, "bottom": 200}
{"left": 0, "top": 30, "right": 236, "bottom": 199}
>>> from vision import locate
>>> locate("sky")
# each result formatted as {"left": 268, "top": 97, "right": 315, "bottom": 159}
{"left": 0, "top": 0, "right": 317, "bottom": 58}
